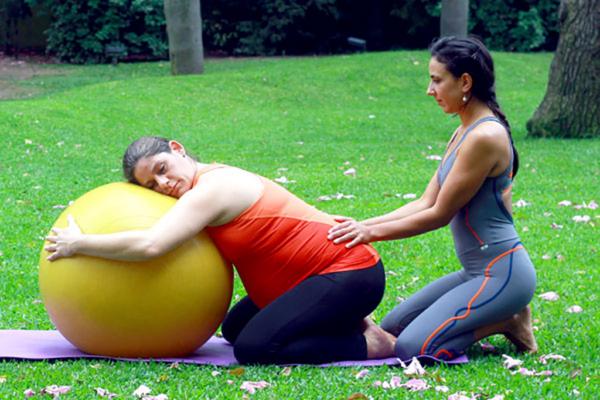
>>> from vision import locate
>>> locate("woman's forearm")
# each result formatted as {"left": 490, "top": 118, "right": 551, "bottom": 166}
{"left": 361, "top": 198, "right": 431, "bottom": 226}
{"left": 72, "top": 231, "right": 159, "bottom": 262}
{"left": 369, "top": 207, "right": 451, "bottom": 242}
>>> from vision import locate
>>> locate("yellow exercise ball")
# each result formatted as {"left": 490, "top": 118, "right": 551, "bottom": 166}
{"left": 39, "top": 182, "right": 233, "bottom": 358}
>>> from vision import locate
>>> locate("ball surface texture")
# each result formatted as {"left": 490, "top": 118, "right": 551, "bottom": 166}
{"left": 39, "top": 182, "right": 233, "bottom": 358}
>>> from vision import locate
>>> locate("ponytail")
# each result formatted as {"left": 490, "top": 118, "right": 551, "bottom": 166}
{"left": 487, "top": 93, "right": 519, "bottom": 178}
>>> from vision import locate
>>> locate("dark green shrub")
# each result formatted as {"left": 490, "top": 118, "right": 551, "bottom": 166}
{"left": 31, "top": 0, "right": 561, "bottom": 63}
{"left": 33, "top": 0, "right": 167, "bottom": 64}
{"left": 469, "top": 0, "right": 560, "bottom": 51}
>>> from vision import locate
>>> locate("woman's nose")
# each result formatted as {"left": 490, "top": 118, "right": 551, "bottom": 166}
{"left": 156, "top": 176, "right": 170, "bottom": 192}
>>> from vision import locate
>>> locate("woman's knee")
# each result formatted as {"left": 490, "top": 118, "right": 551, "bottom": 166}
{"left": 380, "top": 313, "right": 402, "bottom": 336}
{"left": 233, "top": 339, "right": 274, "bottom": 365}
{"left": 220, "top": 315, "right": 239, "bottom": 345}
{"left": 394, "top": 330, "right": 425, "bottom": 360}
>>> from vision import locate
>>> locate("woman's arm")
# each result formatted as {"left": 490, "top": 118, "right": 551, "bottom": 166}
{"left": 45, "top": 166, "right": 265, "bottom": 262}
{"left": 360, "top": 172, "right": 440, "bottom": 226}
{"left": 330, "top": 128, "right": 506, "bottom": 248}
{"left": 45, "top": 180, "right": 226, "bottom": 262}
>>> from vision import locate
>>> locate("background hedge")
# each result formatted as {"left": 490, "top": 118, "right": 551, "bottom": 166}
{"left": 12, "top": 0, "right": 561, "bottom": 63}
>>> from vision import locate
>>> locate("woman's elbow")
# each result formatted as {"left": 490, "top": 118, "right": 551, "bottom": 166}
{"left": 429, "top": 207, "right": 454, "bottom": 229}
{"left": 137, "top": 240, "right": 166, "bottom": 261}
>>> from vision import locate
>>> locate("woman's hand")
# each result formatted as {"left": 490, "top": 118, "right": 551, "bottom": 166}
{"left": 328, "top": 220, "right": 372, "bottom": 249}
{"left": 44, "top": 215, "right": 83, "bottom": 261}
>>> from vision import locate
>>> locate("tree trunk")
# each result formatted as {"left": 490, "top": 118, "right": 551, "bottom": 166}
{"left": 163, "top": 0, "right": 204, "bottom": 76}
{"left": 440, "top": 0, "right": 469, "bottom": 37}
{"left": 527, "top": 0, "right": 600, "bottom": 138}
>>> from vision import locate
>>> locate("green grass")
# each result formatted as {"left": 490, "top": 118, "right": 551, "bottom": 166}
{"left": 1, "top": 51, "right": 599, "bottom": 399}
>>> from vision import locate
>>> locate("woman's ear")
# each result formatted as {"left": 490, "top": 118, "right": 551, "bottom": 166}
{"left": 169, "top": 140, "right": 186, "bottom": 156}
{"left": 461, "top": 73, "right": 473, "bottom": 94}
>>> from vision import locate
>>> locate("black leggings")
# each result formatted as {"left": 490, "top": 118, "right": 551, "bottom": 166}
{"left": 221, "top": 260, "right": 385, "bottom": 365}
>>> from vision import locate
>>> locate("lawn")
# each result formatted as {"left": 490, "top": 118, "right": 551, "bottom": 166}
{"left": 0, "top": 51, "right": 598, "bottom": 399}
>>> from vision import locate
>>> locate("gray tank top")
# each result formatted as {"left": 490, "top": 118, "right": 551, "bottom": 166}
{"left": 437, "top": 117, "right": 518, "bottom": 261}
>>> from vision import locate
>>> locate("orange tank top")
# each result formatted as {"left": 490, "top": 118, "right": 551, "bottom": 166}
{"left": 195, "top": 164, "right": 380, "bottom": 309}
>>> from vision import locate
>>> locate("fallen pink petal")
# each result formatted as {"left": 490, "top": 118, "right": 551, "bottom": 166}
{"left": 550, "top": 222, "right": 563, "bottom": 229}
{"left": 535, "top": 371, "right": 553, "bottom": 376}
{"left": 566, "top": 305, "right": 583, "bottom": 313}
{"left": 373, "top": 381, "right": 382, "bottom": 388}
{"left": 426, "top": 155, "right": 442, "bottom": 161}
{"left": 542, "top": 254, "right": 551, "bottom": 259}
{"left": 538, "top": 291, "right": 560, "bottom": 301}
{"left": 147, "top": 396, "right": 168, "bottom": 400}
{"left": 448, "top": 393, "right": 475, "bottom": 400}
{"left": 513, "top": 199, "right": 530, "bottom": 207}
{"left": 396, "top": 296, "right": 405, "bottom": 303}
{"left": 403, "top": 357, "right": 426, "bottom": 376}
{"left": 436, "top": 385, "right": 450, "bottom": 392}
{"left": 403, "top": 193, "right": 417, "bottom": 199}
{"left": 274, "top": 176, "right": 296, "bottom": 184}
{"left": 558, "top": 200, "right": 572, "bottom": 206}
{"left": 399, "top": 378, "right": 430, "bottom": 391}
{"left": 317, "top": 195, "right": 332, "bottom": 201}
{"left": 539, "top": 354, "right": 567, "bottom": 364}
{"left": 543, "top": 212, "right": 553, "bottom": 217}
{"left": 587, "top": 200, "right": 598, "bottom": 209}
{"left": 343, "top": 167, "right": 357, "bottom": 176}
{"left": 478, "top": 342, "right": 496, "bottom": 351}
{"left": 389, "top": 376, "right": 403, "bottom": 388}
{"left": 511, "top": 367, "right": 535, "bottom": 376}
{"left": 502, "top": 354, "right": 523, "bottom": 369}
{"left": 240, "top": 381, "right": 270, "bottom": 394}
{"left": 355, "top": 369, "right": 370, "bottom": 379}
{"left": 133, "top": 385, "right": 151, "bottom": 397}
{"left": 24, "top": 389, "right": 36, "bottom": 398}
{"left": 94, "top": 388, "right": 121, "bottom": 398}
{"left": 53, "top": 205, "right": 67, "bottom": 209}
{"left": 572, "top": 215, "right": 590, "bottom": 223}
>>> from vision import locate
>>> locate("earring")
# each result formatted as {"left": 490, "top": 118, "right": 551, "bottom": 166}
{"left": 462, "top": 94, "right": 467, "bottom": 102}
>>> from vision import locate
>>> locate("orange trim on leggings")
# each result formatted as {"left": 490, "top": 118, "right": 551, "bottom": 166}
{"left": 420, "top": 245, "right": 525, "bottom": 356}
{"left": 465, "top": 203, "right": 485, "bottom": 246}
{"left": 435, "top": 349, "right": 453, "bottom": 359}
{"left": 502, "top": 184, "right": 512, "bottom": 194}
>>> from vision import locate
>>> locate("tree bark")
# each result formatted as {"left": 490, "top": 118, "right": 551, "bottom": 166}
{"left": 440, "top": 0, "right": 469, "bottom": 37}
{"left": 164, "top": 0, "right": 204, "bottom": 76}
{"left": 527, "top": 0, "right": 600, "bottom": 138}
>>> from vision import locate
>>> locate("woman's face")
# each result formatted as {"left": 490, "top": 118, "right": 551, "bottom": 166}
{"left": 427, "top": 57, "right": 465, "bottom": 114}
{"left": 133, "top": 141, "right": 195, "bottom": 199}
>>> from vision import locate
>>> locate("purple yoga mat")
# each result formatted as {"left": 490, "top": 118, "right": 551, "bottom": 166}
{"left": 0, "top": 330, "right": 467, "bottom": 366}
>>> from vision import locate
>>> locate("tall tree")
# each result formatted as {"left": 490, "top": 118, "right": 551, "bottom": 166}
{"left": 440, "top": 0, "right": 469, "bottom": 37}
{"left": 527, "top": 0, "right": 599, "bottom": 138}
{"left": 163, "top": 0, "right": 204, "bottom": 75}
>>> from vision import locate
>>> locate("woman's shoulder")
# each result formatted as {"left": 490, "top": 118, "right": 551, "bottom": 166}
{"left": 466, "top": 119, "right": 509, "bottom": 147}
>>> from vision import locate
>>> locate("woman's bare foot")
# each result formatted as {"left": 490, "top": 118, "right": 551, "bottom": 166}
{"left": 362, "top": 317, "right": 397, "bottom": 359}
{"left": 504, "top": 305, "right": 538, "bottom": 354}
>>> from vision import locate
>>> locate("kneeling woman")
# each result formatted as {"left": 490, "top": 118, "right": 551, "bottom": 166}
{"left": 44, "top": 136, "right": 395, "bottom": 365}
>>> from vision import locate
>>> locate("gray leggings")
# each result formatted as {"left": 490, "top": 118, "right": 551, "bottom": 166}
{"left": 381, "top": 241, "right": 536, "bottom": 360}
